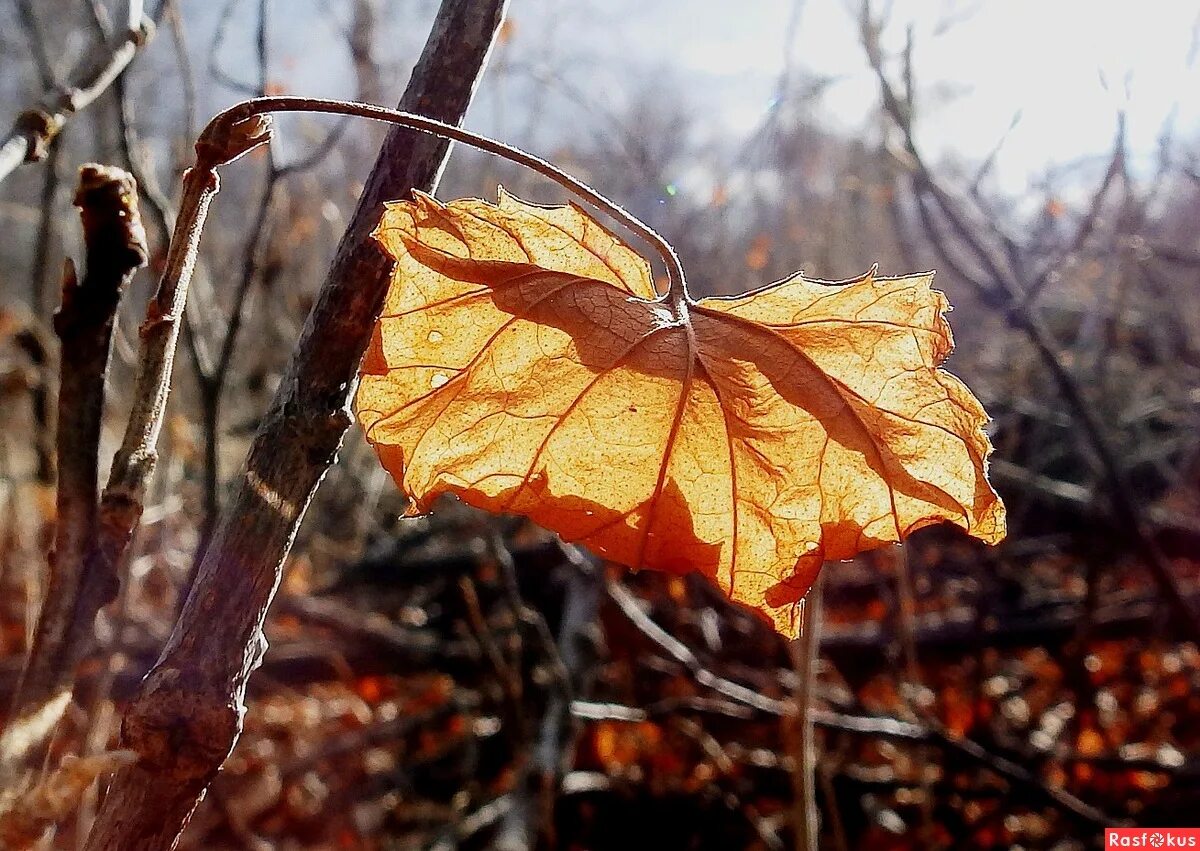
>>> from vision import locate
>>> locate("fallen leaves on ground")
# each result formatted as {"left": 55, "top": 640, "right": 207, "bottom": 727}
{"left": 0, "top": 750, "right": 137, "bottom": 849}
{"left": 356, "top": 190, "right": 1005, "bottom": 635}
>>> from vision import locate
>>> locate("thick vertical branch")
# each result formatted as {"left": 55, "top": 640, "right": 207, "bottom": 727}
{"left": 84, "top": 2, "right": 508, "bottom": 849}
{"left": 3, "top": 166, "right": 147, "bottom": 762}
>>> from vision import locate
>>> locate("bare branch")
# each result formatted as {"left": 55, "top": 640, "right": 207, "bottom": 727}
{"left": 860, "top": 0, "right": 1200, "bottom": 640}
{"left": 208, "top": 0, "right": 262, "bottom": 96}
{"left": 495, "top": 548, "right": 601, "bottom": 850}
{"left": 9, "top": 326, "right": 55, "bottom": 484}
{"left": 569, "top": 700, "right": 1121, "bottom": 827}
{"left": 181, "top": 0, "right": 371, "bottom": 604}
{"left": 3, "top": 164, "right": 147, "bottom": 766}
{"left": 0, "top": 1, "right": 153, "bottom": 186}
{"left": 1023, "top": 114, "right": 1126, "bottom": 305}
{"left": 14, "top": 0, "right": 57, "bottom": 88}
{"left": 607, "top": 579, "right": 792, "bottom": 716}
{"left": 84, "top": 3, "right": 509, "bottom": 847}
{"left": 815, "top": 707, "right": 1128, "bottom": 827}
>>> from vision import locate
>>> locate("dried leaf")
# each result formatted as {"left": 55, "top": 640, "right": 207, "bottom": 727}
{"left": 0, "top": 750, "right": 137, "bottom": 849}
{"left": 356, "top": 191, "right": 1005, "bottom": 636}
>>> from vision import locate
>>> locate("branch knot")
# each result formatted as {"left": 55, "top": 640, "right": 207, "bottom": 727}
{"left": 13, "top": 109, "right": 61, "bottom": 162}
{"left": 196, "top": 114, "right": 274, "bottom": 169}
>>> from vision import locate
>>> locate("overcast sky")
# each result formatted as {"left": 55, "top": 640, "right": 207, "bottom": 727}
{"left": 487, "top": 0, "right": 1200, "bottom": 192}
{"left": 228, "top": 0, "right": 1200, "bottom": 196}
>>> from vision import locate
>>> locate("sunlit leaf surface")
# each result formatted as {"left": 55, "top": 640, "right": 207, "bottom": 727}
{"left": 356, "top": 191, "right": 1005, "bottom": 636}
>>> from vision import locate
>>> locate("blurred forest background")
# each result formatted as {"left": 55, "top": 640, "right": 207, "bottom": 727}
{"left": 1, "top": 0, "right": 1199, "bottom": 848}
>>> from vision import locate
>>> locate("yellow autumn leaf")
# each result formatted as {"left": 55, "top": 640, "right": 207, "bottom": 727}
{"left": 355, "top": 191, "right": 1005, "bottom": 637}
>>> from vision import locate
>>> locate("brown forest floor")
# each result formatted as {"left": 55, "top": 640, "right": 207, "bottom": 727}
{"left": 4, "top": 489, "right": 1197, "bottom": 850}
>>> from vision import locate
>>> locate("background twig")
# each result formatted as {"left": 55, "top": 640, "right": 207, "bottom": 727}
{"left": 0, "top": 0, "right": 152, "bottom": 186}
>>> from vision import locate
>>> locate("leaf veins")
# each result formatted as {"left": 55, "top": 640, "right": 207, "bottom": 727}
{"left": 356, "top": 190, "right": 1005, "bottom": 637}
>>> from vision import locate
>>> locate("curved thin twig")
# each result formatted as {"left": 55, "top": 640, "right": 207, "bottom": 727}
{"left": 202, "top": 95, "right": 690, "bottom": 305}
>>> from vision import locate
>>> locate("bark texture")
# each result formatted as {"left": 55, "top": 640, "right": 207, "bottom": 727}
{"left": 84, "top": 2, "right": 508, "bottom": 848}
{"left": 4, "top": 165, "right": 146, "bottom": 764}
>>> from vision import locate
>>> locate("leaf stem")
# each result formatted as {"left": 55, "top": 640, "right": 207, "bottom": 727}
{"left": 200, "top": 96, "right": 690, "bottom": 304}
{"left": 788, "top": 578, "right": 823, "bottom": 851}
